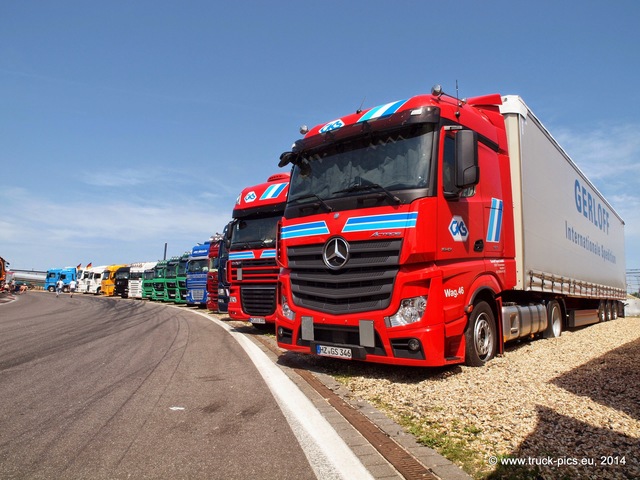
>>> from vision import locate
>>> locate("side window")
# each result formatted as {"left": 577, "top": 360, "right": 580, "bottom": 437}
{"left": 442, "top": 135, "right": 456, "bottom": 194}
{"left": 442, "top": 132, "right": 476, "bottom": 198}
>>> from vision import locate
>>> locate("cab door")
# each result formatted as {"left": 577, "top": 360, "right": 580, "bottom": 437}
{"left": 436, "top": 129, "right": 486, "bottom": 264}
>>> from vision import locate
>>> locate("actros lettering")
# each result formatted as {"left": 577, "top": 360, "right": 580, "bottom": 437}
{"left": 574, "top": 179, "right": 610, "bottom": 234}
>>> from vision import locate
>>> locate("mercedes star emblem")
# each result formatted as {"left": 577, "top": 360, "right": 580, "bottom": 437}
{"left": 322, "top": 237, "right": 350, "bottom": 270}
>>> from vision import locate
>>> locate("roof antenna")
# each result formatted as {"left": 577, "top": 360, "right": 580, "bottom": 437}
{"left": 356, "top": 96, "right": 366, "bottom": 114}
{"left": 455, "top": 80, "right": 461, "bottom": 118}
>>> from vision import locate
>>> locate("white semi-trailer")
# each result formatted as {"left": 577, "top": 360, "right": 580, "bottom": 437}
{"left": 500, "top": 95, "right": 625, "bottom": 333}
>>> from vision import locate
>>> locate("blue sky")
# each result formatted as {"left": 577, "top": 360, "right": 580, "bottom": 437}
{"left": 1, "top": 0, "right": 639, "bottom": 279}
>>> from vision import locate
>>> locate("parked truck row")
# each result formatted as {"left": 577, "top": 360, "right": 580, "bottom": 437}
{"left": 10, "top": 85, "right": 628, "bottom": 369}
{"left": 33, "top": 172, "right": 291, "bottom": 319}
{"left": 41, "top": 238, "right": 229, "bottom": 313}
{"left": 65, "top": 242, "right": 230, "bottom": 312}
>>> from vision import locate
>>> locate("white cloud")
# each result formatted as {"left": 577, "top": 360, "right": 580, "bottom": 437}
{"left": 0, "top": 186, "right": 232, "bottom": 268}
{"left": 554, "top": 124, "right": 640, "bottom": 186}
{"left": 80, "top": 166, "right": 174, "bottom": 188}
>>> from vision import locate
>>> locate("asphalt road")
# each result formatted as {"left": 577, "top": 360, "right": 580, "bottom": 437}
{"left": 0, "top": 292, "right": 327, "bottom": 479}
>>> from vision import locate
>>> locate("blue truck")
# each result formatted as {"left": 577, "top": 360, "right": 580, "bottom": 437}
{"left": 44, "top": 267, "right": 78, "bottom": 293}
{"left": 186, "top": 242, "right": 211, "bottom": 307}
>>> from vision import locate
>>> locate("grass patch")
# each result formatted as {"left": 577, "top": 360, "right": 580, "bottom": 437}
{"left": 398, "top": 414, "right": 487, "bottom": 476}
{"left": 395, "top": 412, "right": 543, "bottom": 479}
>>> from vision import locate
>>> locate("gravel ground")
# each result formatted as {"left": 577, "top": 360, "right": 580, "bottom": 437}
{"left": 295, "top": 315, "right": 640, "bottom": 479}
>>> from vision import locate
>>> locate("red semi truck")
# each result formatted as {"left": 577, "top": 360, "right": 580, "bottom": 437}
{"left": 226, "top": 173, "right": 290, "bottom": 326}
{"left": 206, "top": 239, "right": 221, "bottom": 312}
{"left": 275, "top": 86, "right": 626, "bottom": 367}
{"left": 206, "top": 234, "right": 229, "bottom": 313}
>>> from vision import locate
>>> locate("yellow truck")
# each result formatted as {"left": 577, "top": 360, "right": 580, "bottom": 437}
{"left": 100, "top": 264, "right": 127, "bottom": 296}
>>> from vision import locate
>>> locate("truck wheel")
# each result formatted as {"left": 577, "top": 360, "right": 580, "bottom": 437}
{"left": 543, "top": 300, "right": 562, "bottom": 338}
{"left": 605, "top": 301, "right": 613, "bottom": 321}
{"left": 48, "top": 286, "right": 55, "bottom": 292}
{"left": 464, "top": 301, "right": 497, "bottom": 367}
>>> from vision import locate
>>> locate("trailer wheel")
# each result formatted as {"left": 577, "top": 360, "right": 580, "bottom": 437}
{"left": 605, "top": 301, "right": 613, "bottom": 321}
{"left": 598, "top": 301, "right": 606, "bottom": 322}
{"left": 464, "top": 301, "right": 497, "bottom": 367}
{"left": 544, "top": 300, "right": 562, "bottom": 338}
{"left": 612, "top": 301, "right": 619, "bottom": 320}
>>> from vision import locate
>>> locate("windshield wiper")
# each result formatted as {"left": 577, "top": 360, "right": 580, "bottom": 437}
{"left": 293, "top": 193, "right": 333, "bottom": 212}
{"left": 333, "top": 183, "right": 402, "bottom": 204}
{"left": 230, "top": 242, "right": 253, "bottom": 249}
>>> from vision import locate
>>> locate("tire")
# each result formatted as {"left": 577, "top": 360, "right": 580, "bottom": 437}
{"left": 598, "top": 301, "right": 606, "bottom": 322}
{"left": 612, "top": 301, "right": 619, "bottom": 320}
{"left": 48, "top": 286, "right": 55, "bottom": 292}
{"left": 605, "top": 301, "right": 613, "bottom": 321}
{"left": 464, "top": 301, "right": 497, "bottom": 367}
{"left": 543, "top": 300, "right": 562, "bottom": 338}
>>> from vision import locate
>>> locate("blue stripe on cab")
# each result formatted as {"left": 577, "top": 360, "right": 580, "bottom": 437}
{"left": 342, "top": 212, "right": 417, "bottom": 232}
{"left": 281, "top": 221, "right": 330, "bottom": 240}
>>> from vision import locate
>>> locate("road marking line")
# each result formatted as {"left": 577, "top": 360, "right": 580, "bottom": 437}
{"left": 196, "top": 312, "right": 374, "bottom": 480}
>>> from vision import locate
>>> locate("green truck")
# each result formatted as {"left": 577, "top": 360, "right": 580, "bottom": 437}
{"left": 151, "top": 260, "right": 168, "bottom": 301}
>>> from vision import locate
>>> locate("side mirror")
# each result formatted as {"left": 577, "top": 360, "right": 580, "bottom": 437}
{"left": 224, "top": 221, "right": 234, "bottom": 249}
{"left": 278, "top": 140, "right": 304, "bottom": 167}
{"left": 455, "top": 130, "right": 479, "bottom": 188}
{"left": 278, "top": 151, "right": 293, "bottom": 168}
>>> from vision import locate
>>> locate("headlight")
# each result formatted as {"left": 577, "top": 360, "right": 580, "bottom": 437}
{"left": 280, "top": 295, "right": 295, "bottom": 321}
{"left": 385, "top": 296, "right": 427, "bottom": 327}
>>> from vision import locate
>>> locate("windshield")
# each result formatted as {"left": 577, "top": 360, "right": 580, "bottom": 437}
{"left": 154, "top": 267, "right": 165, "bottom": 279}
{"left": 289, "top": 126, "right": 434, "bottom": 203}
{"left": 115, "top": 271, "right": 129, "bottom": 280}
{"left": 230, "top": 214, "right": 280, "bottom": 249}
{"left": 144, "top": 270, "right": 155, "bottom": 280}
{"left": 177, "top": 261, "right": 187, "bottom": 275}
{"left": 166, "top": 262, "right": 178, "bottom": 278}
{"left": 188, "top": 259, "right": 208, "bottom": 273}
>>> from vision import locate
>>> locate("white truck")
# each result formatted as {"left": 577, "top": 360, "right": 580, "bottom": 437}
{"left": 128, "top": 261, "right": 158, "bottom": 299}
{"left": 79, "top": 265, "right": 107, "bottom": 295}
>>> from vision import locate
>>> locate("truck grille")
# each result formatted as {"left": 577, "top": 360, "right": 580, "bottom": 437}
{"left": 241, "top": 285, "right": 276, "bottom": 316}
{"left": 287, "top": 239, "right": 401, "bottom": 314}
{"left": 191, "top": 289, "right": 205, "bottom": 301}
{"left": 230, "top": 258, "right": 279, "bottom": 283}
